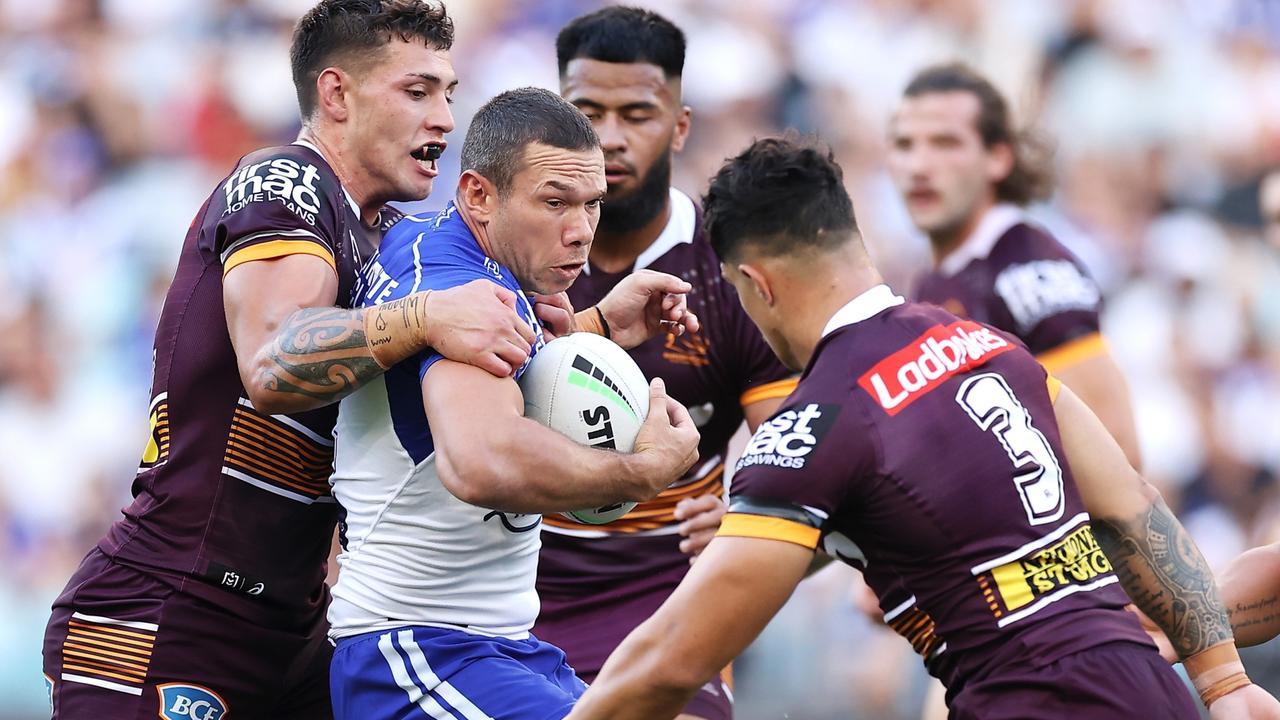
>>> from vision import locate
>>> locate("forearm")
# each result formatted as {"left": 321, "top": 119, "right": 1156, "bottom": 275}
{"left": 440, "top": 417, "right": 649, "bottom": 513}
{"left": 1092, "top": 494, "right": 1233, "bottom": 658}
{"left": 1219, "top": 544, "right": 1280, "bottom": 647}
{"left": 248, "top": 305, "right": 384, "bottom": 414}
{"left": 570, "top": 628, "right": 699, "bottom": 720}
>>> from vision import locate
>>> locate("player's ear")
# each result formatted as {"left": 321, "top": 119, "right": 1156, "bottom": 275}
{"left": 986, "top": 141, "right": 1014, "bottom": 185}
{"left": 671, "top": 105, "right": 692, "bottom": 154}
{"left": 457, "top": 170, "right": 497, "bottom": 221}
{"left": 315, "top": 67, "right": 350, "bottom": 123}
{"left": 737, "top": 263, "right": 774, "bottom": 307}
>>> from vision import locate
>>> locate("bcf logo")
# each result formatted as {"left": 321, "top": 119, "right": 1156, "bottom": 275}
{"left": 158, "top": 683, "right": 228, "bottom": 720}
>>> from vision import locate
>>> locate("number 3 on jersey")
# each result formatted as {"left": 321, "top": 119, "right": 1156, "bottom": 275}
{"left": 955, "top": 373, "right": 1064, "bottom": 526}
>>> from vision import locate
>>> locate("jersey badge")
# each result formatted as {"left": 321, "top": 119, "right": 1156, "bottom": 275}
{"left": 158, "top": 683, "right": 228, "bottom": 720}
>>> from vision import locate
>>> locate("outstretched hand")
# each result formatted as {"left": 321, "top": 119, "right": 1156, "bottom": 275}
{"left": 1209, "top": 684, "right": 1280, "bottom": 719}
{"left": 594, "top": 269, "right": 700, "bottom": 349}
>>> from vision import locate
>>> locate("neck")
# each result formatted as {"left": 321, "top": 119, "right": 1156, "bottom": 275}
{"left": 929, "top": 198, "right": 994, "bottom": 268}
{"left": 590, "top": 196, "right": 672, "bottom": 274}
{"left": 455, "top": 197, "right": 497, "bottom": 260}
{"left": 298, "top": 126, "right": 382, "bottom": 227}
{"left": 779, "top": 247, "right": 884, "bottom": 368}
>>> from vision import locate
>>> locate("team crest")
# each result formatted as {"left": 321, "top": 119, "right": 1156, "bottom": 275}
{"left": 158, "top": 683, "right": 228, "bottom": 720}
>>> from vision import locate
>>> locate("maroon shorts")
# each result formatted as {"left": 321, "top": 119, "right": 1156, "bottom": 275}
{"left": 42, "top": 548, "right": 331, "bottom": 720}
{"left": 949, "top": 641, "right": 1198, "bottom": 720}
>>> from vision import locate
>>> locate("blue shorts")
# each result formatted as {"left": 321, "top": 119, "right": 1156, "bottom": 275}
{"left": 331, "top": 626, "right": 588, "bottom": 720}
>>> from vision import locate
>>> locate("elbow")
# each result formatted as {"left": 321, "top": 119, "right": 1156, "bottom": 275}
{"left": 438, "top": 447, "right": 509, "bottom": 508}
{"left": 244, "top": 387, "right": 291, "bottom": 416}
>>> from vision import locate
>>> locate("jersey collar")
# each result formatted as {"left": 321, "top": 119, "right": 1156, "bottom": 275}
{"left": 821, "top": 284, "right": 905, "bottom": 337}
{"left": 937, "top": 202, "right": 1024, "bottom": 277}
{"left": 582, "top": 187, "right": 696, "bottom": 276}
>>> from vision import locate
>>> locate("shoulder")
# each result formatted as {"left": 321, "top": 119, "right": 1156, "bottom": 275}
{"left": 989, "top": 221, "right": 1084, "bottom": 267}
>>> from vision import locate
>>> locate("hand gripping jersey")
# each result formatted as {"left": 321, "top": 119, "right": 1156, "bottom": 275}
{"left": 535, "top": 189, "right": 794, "bottom": 689}
{"left": 328, "top": 204, "right": 547, "bottom": 642}
{"left": 913, "top": 203, "right": 1106, "bottom": 371}
{"left": 719, "top": 286, "right": 1150, "bottom": 695}
{"left": 98, "top": 140, "right": 392, "bottom": 611}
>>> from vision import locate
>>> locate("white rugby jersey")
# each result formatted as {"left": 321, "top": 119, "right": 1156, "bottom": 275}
{"left": 328, "top": 204, "right": 546, "bottom": 641}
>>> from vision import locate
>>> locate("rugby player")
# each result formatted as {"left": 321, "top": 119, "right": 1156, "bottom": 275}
{"left": 41, "top": 3, "right": 573, "bottom": 717}
{"left": 327, "top": 87, "right": 701, "bottom": 720}
{"left": 532, "top": 9, "right": 795, "bottom": 720}
{"left": 889, "top": 63, "right": 1141, "bottom": 468}
{"left": 567, "top": 138, "right": 1280, "bottom": 720}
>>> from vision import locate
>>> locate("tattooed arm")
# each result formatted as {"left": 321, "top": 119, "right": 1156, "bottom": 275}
{"left": 225, "top": 254, "right": 534, "bottom": 415}
{"left": 1055, "top": 385, "right": 1280, "bottom": 716}
{"left": 1218, "top": 544, "right": 1280, "bottom": 647}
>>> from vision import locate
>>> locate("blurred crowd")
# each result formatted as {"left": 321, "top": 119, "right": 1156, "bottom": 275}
{"left": 2, "top": 0, "right": 1280, "bottom": 717}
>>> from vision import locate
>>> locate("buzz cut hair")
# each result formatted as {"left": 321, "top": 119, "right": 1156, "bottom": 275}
{"left": 459, "top": 87, "right": 601, "bottom": 195}
{"left": 290, "top": 0, "right": 454, "bottom": 120}
{"left": 556, "top": 5, "right": 686, "bottom": 79}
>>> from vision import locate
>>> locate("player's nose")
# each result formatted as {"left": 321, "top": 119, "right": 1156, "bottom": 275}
{"left": 595, "top": 114, "right": 627, "bottom": 154}
{"left": 564, "top": 207, "right": 594, "bottom": 246}
{"left": 425, "top": 96, "right": 455, "bottom": 135}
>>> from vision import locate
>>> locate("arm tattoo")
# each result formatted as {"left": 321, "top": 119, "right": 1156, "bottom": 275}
{"left": 259, "top": 306, "right": 383, "bottom": 404}
{"left": 1228, "top": 595, "right": 1280, "bottom": 639}
{"left": 1093, "top": 498, "right": 1233, "bottom": 657}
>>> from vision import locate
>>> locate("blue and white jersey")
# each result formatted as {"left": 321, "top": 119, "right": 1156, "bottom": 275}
{"left": 329, "top": 203, "right": 546, "bottom": 641}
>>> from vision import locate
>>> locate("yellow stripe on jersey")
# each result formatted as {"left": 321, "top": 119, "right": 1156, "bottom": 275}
{"left": 1035, "top": 332, "right": 1107, "bottom": 373}
{"left": 223, "top": 238, "right": 336, "bottom": 276}
{"left": 1046, "top": 375, "right": 1063, "bottom": 403}
{"left": 740, "top": 378, "right": 799, "bottom": 408}
{"left": 717, "top": 513, "right": 820, "bottom": 549}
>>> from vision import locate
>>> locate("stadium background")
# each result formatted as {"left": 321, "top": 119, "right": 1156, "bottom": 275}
{"left": 2, "top": 0, "right": 1280, "bottom": 717}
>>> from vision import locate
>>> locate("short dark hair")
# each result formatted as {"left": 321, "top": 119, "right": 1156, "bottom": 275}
{"left": 703, "top": 137, "right": 857, "bottom": 262}
{"left": 291, "top": 0, "right": 455, "bottom": 120}
{"left": 556, "top": 6, "right": 685, "bottom": 79}
{"left": 460, "top": 87, "right": 600, "bottom": 194}
{"left": 903, "top": 63, "right": 1052, "bottom": 205}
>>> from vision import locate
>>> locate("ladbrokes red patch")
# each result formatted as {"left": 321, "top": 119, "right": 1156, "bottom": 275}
{"left": 858, "top": 321, "right": 1015, "bottom": 415}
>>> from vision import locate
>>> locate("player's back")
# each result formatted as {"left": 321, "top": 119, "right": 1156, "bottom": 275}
{"left": 98, "top": 142, "right": 382, "bottom": 615}
{"left": 730, "top": 288, "right": 1149, "bottom": 690}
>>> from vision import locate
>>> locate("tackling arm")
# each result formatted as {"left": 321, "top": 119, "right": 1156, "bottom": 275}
{"left": 1218, "top": 544, "right": 1280, "bottom": 647}
{"left": 1056, "top": 385, "right": 1268, "bottom": 712}
{"left": 423, "top": 362, "right": 698, "bottom": 513}
{"left": 1043, "top": 342, "right": 1143, "bottom": 470}
{"left": 566, "top": 536, "right": 813, "bottom": 720}
{"left": 225, "top": 255, "right": 534, "bottom": 415}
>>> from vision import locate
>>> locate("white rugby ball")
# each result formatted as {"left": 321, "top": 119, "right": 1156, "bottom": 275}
{"left": 519, "top": 332, "right": 650, "bottom": 524}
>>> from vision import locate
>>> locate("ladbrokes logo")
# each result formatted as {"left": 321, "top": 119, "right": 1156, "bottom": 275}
{"left": 858, "top": 321, "right": 1015, "bottom": 415}
{"left": 222, "top": 157, "right": 323, "bottom": 225}
{"left": 737, "top": 403, "right": 839, "bottom": 471}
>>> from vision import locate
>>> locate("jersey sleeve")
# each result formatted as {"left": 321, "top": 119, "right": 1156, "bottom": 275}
{"left": 720, "top": 382, "right": 875, "bottom": 550}
{"left": 989, "top": 226, "right": 1104, "bottom": 364}
{"left": 215, "top": 154, "right": 341, "bottom": 276}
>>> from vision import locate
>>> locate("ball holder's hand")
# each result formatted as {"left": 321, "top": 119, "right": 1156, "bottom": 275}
{"left": 627, "top": 378, "right": 700, "bottom": 500}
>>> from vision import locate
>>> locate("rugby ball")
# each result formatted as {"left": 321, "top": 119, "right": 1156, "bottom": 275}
{"left": 519, "top": 332, "right": 650, "bottom": 524}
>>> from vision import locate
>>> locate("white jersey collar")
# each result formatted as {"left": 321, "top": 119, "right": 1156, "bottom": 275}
{"left": 937, "top": 202, "right": 1024, "bottom": 277}
{"left": 821, "top": 284, "right": 905, "bottom": 338}
{"left": 583, "top": 187, "right": 696, "bottom": 276}
{"left": 293, "top": 138, "right": 362, "bottom": 219}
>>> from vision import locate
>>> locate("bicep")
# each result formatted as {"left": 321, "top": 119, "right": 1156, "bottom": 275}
{"left": 1044, "top": 346, "right": 1142, "bottom": 470}
{"left": 1052, "top": 383, "right": 1154, "bottom": 521}
{"left": 223, "top": 253, "right": 338, "bottom": 371}
{"left": 420, "top": 358, "right": 524, "bottom": 472}
{"left": 740, "top": 380, "right": 797, "bottom": 432}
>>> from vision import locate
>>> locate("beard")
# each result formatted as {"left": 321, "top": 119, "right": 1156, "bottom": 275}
{"left": 599, "top": 151, "right": 672, "bottom": 234}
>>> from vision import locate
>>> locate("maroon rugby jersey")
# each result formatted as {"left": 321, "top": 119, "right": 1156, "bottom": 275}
{"left": 719, "top": 285, "right": 1150, "bottom": 693}
{"left": 99, "top": 141, "right": 395, "bottom": 611}
{"left": 536, "top": 189, "right": 794, "bottom": 676}
{"left": 913, "top": 204, "right": 1105, "bottom": 368}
